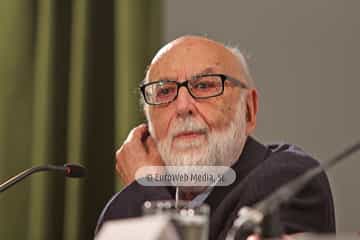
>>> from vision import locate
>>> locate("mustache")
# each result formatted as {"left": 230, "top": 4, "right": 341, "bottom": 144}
{"left": 168, "top": 117, "right": 209, "bottom": 138}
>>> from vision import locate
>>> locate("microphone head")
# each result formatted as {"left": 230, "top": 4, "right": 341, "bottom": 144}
{"left": 64, "top": 163, "right": 86, "bottom": 178}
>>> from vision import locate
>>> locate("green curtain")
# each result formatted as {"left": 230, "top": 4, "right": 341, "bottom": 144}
{"left": 0, "top": 0, "right": 163, "bottom": 239}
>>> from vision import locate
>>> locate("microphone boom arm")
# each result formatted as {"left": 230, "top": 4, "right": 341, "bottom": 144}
{"left": 0, "top": 164, "right": 84, "bottom": 193}
{"left": 226, "top": 141, "right": 360, "bottom": 240}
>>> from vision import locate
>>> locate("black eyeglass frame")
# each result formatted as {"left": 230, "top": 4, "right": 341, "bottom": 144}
{"left": 140, "top": 73, "right": 248, "bottom": 106}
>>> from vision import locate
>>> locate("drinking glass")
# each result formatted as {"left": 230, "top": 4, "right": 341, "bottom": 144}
{"left": 142, "top": 200, "right": 210, "bottom": 240}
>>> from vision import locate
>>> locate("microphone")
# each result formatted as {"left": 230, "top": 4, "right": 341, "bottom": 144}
{"left": 0, "top": 163, "right": 86, "bottom": 193}
{"left": 226, "top": 141, "right": 360, "bottom": 240}
{"left": 64, "top": 163, "right": 87, "bottom": 178}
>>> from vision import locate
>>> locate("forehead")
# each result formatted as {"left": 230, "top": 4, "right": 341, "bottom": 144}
{"left": 147, "top": 39, "right": 242, "bottom": 81}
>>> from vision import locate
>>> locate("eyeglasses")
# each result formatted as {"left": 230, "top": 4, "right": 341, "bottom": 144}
{"left": 140, "top": 73, "right": 248, "bottom": 106}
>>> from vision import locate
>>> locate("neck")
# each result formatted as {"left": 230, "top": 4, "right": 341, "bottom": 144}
{"left": 177, "top": 186, "right": 207, "bottom": 201}
{"left": 179, "top": 191, "right": 197, "bottom": 201}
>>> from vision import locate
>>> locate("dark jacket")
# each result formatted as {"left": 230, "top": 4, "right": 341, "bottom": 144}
{"left": 96, "top": 137, "right": 336, "bottom": 239}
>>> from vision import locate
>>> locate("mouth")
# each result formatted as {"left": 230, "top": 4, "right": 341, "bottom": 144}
{"left": 173, "top": 130, "right": 206, "bottom": 140}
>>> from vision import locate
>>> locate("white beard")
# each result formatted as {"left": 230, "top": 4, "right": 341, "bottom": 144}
{"left": 148, "top": 95, "right": 248, "bottom": 168}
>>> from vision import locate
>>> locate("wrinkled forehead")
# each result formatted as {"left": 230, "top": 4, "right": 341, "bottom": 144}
{"left": 146, "top": 38, "right": 244, "bottom": 82}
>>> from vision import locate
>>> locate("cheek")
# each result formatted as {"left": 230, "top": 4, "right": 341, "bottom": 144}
{"left": 199, "top": 91, "right": 242, "bottom": 130}
{"left": 197, "top": 100, "right": 235, "bottom": 131}
{"left": 148, "top": 107, "right": 172, "bottom": 140}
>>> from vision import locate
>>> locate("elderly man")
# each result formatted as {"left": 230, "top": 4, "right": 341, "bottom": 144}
{"left": 96, "top": 36, "right": 335, "bottom": 239}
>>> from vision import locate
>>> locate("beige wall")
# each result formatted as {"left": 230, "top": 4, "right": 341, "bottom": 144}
{"left": 165, "top": 0, "right": 360, "bottom": 232}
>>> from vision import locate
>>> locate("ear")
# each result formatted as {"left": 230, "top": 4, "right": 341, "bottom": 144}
{"left": 245, "top": 88, "right": 259, "bottom": 135}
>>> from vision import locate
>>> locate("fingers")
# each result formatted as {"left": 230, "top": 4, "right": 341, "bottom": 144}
{"left": 125, "top": 123, "right": 148, "bottom": 144}
{"left": 119, "top": 123, "right": 149, "bottom": 157}
{"left": 128, "top": 123, "right": 157, "bottom": 154}
{"left": 115, "top": 149, "right": 126, "bottom": 180}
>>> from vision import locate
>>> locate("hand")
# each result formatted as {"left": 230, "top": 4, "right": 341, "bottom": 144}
{"left": 115, "top": 124, "right": 164, "bottom": 186}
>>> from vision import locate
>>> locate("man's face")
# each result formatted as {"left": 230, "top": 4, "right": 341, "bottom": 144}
{"left": 145, "top": 37, "right": 252, "bottom": 166}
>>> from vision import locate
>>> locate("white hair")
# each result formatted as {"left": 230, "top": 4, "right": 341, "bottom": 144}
{"left": 224, "top": 45, "right": 255, "bottom": 88}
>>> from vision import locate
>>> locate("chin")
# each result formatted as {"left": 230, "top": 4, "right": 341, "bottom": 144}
{"left": 171, "top": 145, "right": 203, "bottom": 154}
{"left": 171, "top": 137, "right": 206, "bottom": 150}
{"left": 164, "top": 150, "right": 215, "bottom": 166}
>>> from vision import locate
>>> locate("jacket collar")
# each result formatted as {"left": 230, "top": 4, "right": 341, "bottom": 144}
{"left": 205, "top": 136, "right": 270, "bottom": 214}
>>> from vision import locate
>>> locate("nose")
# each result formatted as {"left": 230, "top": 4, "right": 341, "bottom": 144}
{"left": 174, "top": 85, "right": 196, "bottom": 117}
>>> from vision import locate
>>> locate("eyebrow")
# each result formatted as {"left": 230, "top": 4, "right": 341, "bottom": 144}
{"left": 153, "top": 66, "right": 219, "bottom": 82}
